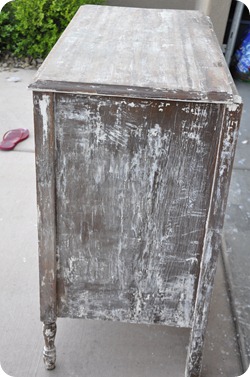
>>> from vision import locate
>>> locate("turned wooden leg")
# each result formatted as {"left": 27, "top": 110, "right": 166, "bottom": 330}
{"left": 43, "top": 322, "right": 57, "bottom": 370}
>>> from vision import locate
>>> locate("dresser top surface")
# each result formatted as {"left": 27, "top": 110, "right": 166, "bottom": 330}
{"left": 30, "top": 5, "right": 240, "bottom": 103}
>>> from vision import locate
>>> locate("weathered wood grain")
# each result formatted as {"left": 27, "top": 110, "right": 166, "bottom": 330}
{"left": 185, "top": 102, "right": 242, "bottom": 377}
{"left": 30, "top": 6, "right": 238, "bottom": 103}
{"left": 54, "top": 93, "right": 224, "bottom": 328}
{"left": 33, "top": 92, "right": 57, "bottom": 323}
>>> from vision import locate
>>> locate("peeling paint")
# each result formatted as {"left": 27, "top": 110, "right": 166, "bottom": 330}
{"left": 52, "top": 95, "right": 226, "bottom": 328}
{"left": 39, "top": 95, "right": 50, "bottom": 145}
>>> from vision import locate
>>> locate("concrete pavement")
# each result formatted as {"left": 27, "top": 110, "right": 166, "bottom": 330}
{"left": 0, "top": 68, "right": 245, "bottom": 377}
{"left": 223, "top": 80, "right": 250, "bottom": 372}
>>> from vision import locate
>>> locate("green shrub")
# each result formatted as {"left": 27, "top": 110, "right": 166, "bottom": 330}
{"left": 0, "top": 0, "right": 104, "bottom": 59}
{"left": 0, "top": 2, "right": 17, "bottom": 55}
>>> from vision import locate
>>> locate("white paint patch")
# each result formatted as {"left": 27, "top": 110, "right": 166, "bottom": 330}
{"left": 182, "top": 105, "right": 191, "bottom": 113}
{"left": 41, "top": 275, "right": 46, "bottom": 287}
{"left": 158, "top": 102, "right": 170, "bottom": 112}
{"left": 219, "top": 123, "right": 239, "bottom": 181}
{"left": 94, "top": 121, "right": 107, "bottom": 144}
{"left": 176, "top": 274, "right": 196, "bottom": 327}
{"left": 182, "top": 104, "right": 208, "bottom": 119}
{"left": 66, "top": 108, "right": 91, "bottom": 122}
{"left": 183, "top": 130, "right": 202, "bottom": 145}
{"left": 227, "top": 103, "right": 240, "bottom": 112}
{"left": 39, "top": 95, "right": 50, "bottom": 145}
{"left": 186, "top": 257, "right": 198, "bottom": 264}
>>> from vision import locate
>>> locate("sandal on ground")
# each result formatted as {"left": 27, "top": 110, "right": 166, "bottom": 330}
{"left": 0, "top": 128, "right": 29, "bottom": 151}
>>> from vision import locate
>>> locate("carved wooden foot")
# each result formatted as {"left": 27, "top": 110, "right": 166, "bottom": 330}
{"left": 43, "top": 322, "right": 57, "bottom": 370}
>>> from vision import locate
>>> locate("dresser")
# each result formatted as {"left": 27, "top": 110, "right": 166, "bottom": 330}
{"left": 30, "top": 5, "right": 242, "bottom": 376}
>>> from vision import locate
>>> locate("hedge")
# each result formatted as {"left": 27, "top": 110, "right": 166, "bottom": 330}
{"left": 0, "top": 0, "right": 104, "bottom": 59}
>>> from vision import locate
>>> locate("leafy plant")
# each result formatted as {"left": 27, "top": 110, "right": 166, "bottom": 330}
{"left": 0, "top": 2, "right": 17, "bottom": 55}
{"left": 0, "top": 0, "right": 105, "bottom": 59}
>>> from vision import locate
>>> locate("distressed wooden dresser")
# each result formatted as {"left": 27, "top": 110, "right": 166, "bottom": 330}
{"left": 30, "top": 5, "right": 242, "bottom": 377}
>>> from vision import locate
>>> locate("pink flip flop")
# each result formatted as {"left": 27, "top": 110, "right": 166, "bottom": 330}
{"left": 0, "top": 128, "right": 29, "bottom": 151}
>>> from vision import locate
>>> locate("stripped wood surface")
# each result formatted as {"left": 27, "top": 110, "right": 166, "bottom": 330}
{"left": 30, "top": 6, "right": 239, "bottom": 103}
{"left": 185, "top": 102, "right": 242, "bottom": 377}
{"left": 33, "top": 92, "right": 57, "bottom": 323}
{"left": 55, "top": 94, "right": 224, "bottom": 327}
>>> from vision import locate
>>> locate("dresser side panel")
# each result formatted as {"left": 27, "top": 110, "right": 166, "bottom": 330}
{"left": 55, "top": 94, "right": 223, "bottom": 327}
